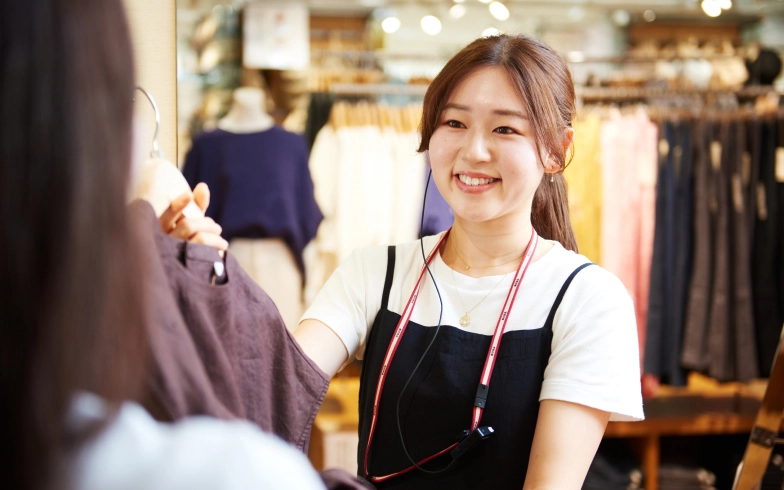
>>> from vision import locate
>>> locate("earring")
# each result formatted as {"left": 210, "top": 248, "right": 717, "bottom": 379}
{"left": 550, "top": 174, "right": 554, "bottom": 183}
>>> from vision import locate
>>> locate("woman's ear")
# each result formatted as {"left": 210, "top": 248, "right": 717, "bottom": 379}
{"left": 561, "top": 127, "right": 575, "bottom": 155}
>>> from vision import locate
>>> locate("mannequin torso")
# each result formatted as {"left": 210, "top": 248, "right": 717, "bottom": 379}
{"left": 217, "top": 87, "right": 275, "bottom": 134}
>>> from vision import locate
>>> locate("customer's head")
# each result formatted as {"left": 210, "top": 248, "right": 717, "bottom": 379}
{"left": 0, "top": 0, "right": 146, "bottom": 488}
{"left": 419, "top": 34, "right": 577, "bottom": 250}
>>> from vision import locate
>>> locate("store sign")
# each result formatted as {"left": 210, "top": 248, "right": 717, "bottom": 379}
{"left": 243, "top": 2, "right": 309, "bottom": 70}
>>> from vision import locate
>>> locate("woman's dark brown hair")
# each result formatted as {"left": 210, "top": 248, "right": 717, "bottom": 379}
{"left": 418, "top": 34, "right": 578, "bottom": 251}
{"left": 0, "top": 0, "right": 147, "bottom": 488}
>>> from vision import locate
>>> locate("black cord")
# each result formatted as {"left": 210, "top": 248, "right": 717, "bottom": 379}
{"left": 393, "top": 166, "right": 455, "bottom": 475}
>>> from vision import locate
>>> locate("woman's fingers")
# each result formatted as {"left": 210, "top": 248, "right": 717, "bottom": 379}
{"left": 193, "top": 182, "right": 210, "bottom": 213}
{"left": 189, "top": 232, "right": 229, "bottom": 251}
{"left": 169, "top": 216, "right": 222, "bottom": 240}
{"left": 159, "top": 192, "right": 193, "bottom": 233}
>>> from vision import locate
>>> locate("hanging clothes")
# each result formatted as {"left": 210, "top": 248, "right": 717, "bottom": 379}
{"left": 645, "top": 118, "right": 695, "bottom": 386}
{"left": 182, "top": 127, "right": 323, "bottom": 280}
{"left": 129, "top": 200, "right": 329, "bottom": 452}
{"left": 565, "top": 113, "right": 603, "bottom": 264}
{"left": 599, "top": 108, "right": 658, "bottom": 363}
{"left": 305, "top": 92, "right": 335, "bottom": 150}
{"left": 682, "top": 117, "right": 759, "bottom": 382}
{"left": 752, "top": 116, "right": 784, "bottom": 376}
{"left": 304, "top": 102, "right": 452, "bottom": 305}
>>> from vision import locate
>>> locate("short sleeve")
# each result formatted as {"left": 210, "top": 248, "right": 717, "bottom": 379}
{"left": 540, "top": 272, "right": 644, "bottom": 422}
{"left": 300, "top": 246, "right": 387, "bottom": 363}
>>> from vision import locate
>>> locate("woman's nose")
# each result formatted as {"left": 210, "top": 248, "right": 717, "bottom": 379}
{"left": 462, "top": 128, "right": 491, "bottom": 163}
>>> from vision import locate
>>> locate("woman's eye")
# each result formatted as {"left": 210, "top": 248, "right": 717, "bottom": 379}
{"left": 444, "top": 120, "right": 465, "bottom": 129}
{"left": 495, "top": 126, "right": 517, "bottom": 135}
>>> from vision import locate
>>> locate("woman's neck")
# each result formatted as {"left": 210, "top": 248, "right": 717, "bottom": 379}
{"left": 441, "top": 216, "right": 552, "bottom": 278}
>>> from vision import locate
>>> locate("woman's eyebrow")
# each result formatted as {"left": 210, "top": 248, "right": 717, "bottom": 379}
{"left": 493, "top": 109, "right": 529, "bottom": 120}
{"left": 443, "top": 103, "right": 528, "bottom": 120}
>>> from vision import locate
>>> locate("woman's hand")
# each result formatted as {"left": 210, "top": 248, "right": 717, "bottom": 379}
{"left": 158, "top": 183, "right": 229, "bottom": 251}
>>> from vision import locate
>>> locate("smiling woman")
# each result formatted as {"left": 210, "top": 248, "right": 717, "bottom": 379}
{"left": 294, "top": 34, "right": 643, "bottom": 490}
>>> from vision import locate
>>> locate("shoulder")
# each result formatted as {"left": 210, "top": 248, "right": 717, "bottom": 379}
{"left": 540, "top": 242, "right": 631, "bottom": 308}
{"left": 351, "top": 234, "right": 445, "bottom": 275}
{"left": 270, "top": 126, "right": 308, "bottom": 147}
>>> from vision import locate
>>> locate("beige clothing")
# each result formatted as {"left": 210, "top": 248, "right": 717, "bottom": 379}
{"left": 229, "top": 238, "right": 303, "bottom": 332}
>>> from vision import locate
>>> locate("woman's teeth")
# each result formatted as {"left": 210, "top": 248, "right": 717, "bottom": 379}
{"left": 458, "top": 174, "right": 498, "bottom": 186}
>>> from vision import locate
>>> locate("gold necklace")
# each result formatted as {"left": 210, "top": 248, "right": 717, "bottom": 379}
{"left": 450, "top": 238, "right": 525, "bottom": 271}
{"left": 448, "top": 240, "right": 513, "bottom": 327}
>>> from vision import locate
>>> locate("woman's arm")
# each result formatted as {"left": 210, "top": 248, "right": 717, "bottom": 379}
{"left": 293, "top": 319, "right": 349, "bottom": 379}
{"left": 522, "top": 399, "right": 609, "bottom": 490}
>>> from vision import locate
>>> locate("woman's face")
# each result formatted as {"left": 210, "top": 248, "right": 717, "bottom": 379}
{"left": 428, "top": 66, "right": 550, "bottom": 226}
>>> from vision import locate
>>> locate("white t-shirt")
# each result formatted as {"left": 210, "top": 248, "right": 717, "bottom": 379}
{"left": 69, "top": 394, "right": 326, "bottom": 490}
{"left": 302, "top": 233, "right": 644, "bottom": 422}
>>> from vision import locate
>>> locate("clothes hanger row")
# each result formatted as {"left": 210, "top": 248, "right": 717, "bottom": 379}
{"left": 328, "top": 101, "right": 421, "bottom": 132}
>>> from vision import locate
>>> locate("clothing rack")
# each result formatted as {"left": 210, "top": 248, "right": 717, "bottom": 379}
{"left": 576, "top": 85, "right": 781, "bottom": 103}
{"left": 328, "top": 83, "right": 428, "bottom": 97}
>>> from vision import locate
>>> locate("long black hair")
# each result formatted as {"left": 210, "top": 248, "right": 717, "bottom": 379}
{"left": 0, "top": 0, "right": 148, "bottom": 488}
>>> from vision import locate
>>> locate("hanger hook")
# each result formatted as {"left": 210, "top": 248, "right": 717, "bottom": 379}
{"left": 134, "top": 86, "right": 163, "bottom": 159}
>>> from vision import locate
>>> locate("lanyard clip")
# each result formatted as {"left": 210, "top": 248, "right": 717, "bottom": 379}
{"left": 451, "top": 426, "right": 494, "bottom": 461}
{"left": 474, "top": 383, "right": 489, "bottom": 409}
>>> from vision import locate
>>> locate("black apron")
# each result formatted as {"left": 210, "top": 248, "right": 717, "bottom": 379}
{"left": 357, "top": 245, "right": 592, "bottom": 489}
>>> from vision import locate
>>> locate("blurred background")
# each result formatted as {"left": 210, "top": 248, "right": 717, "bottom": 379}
{"left": 166, "top": 1, "right": 784, "bottom": 488}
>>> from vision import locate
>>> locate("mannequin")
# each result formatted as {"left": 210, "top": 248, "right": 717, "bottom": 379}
{"left": 217, "top": 87, "right": 275, "bottom": 134}
{"left": 184, "top": 85, "right": 322, "bottom": 331}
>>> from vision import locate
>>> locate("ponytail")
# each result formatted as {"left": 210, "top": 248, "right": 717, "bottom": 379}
{"left": 531, "top": 172, "right": 578, "bottom": 252}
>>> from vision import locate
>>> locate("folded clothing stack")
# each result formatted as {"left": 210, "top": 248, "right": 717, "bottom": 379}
{"left": 658, "top": 464, "right": 716, "bottom": 490}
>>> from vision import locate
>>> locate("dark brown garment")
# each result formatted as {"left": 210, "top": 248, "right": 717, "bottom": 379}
{"left": 729, "top": 120, "right": 759, "bottom": 381}
{"left": 681, "top": 119, "right": 714, "bottom": 372}
{"left": 129, "top": 200, "right": 329, "bottom": 451}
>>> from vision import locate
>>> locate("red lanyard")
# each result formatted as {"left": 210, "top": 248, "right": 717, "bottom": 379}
{"left": 363, "top": 227, "right": 539, "bottom": 482}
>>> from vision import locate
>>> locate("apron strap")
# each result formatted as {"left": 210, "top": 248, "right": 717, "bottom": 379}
{"left": 543, "top": 262, "right": 594, "bottom": 331}
{"left": 381, "top": 245, "right": 397, "bottom": 312}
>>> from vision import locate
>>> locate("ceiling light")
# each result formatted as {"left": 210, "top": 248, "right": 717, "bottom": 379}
{"left": 482, "top": 27, "right": 501, "bottom": 37}
{"left": 421, "top": 15, "right": 442, "bottom": 35}
{"left": 382, "top": 16, "right": 401, "bottom": 33}
{"left": 479, "top": 0, "right": 492, "bottom": 4}
{"left": 643, "top": 9, "right": 656, "bottom": 21}
{"left": 489, "top": 2, "right": 510, "bottom": 21}
{"left": 612, "top": 9, "right": 630, "bottom": 26}
{"left": 717, "top": 0, "right": 732, "bottom": 8}
{"left": 701, "top": 0, "right": 722, "bottom": 16}
{"left": 567, "top": 51, "right": 586, "bottom": 63}
{"left": 453, "top": 0, "right": 466, "bottom": 3}
{"left": 450, "top": 4, "right": 467, "bottom": 19}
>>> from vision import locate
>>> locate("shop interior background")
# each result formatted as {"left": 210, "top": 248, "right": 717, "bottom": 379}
{"left": 170, "top": 1, "right": 784, "bottom": 489}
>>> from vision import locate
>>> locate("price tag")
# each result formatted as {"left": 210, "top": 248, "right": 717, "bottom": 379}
{"left": 711, "top": 141, "right": 722, "bottom": 171}
{"left": 742, "top": 152, "right": 751, "bottom": 185}
{"left": 732, "top": 173, "right": 744, "bottom": 213}
{"left": 757, "top": 183, "right": 768, "bottom": 221}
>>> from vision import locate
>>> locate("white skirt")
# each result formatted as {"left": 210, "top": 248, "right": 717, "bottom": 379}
{"left": 229, "top": 238, "right": 303, "bottom": 332}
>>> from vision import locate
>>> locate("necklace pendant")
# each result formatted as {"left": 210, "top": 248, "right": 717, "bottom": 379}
{"left": 460, "top": 314, "right": 471, "bottom": 327}
{"left": 465, "top": 266, "right": 470, "bottom": 270}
